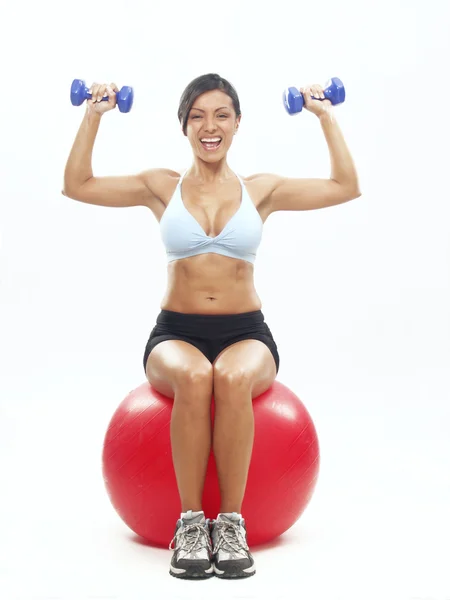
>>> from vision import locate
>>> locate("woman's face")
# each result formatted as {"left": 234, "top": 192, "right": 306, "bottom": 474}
{"left": 185, "top": 89, "right": 240, "bottom": 162}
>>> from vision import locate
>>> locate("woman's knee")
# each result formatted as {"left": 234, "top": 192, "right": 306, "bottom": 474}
{"left": 168, "top": 364, "right": 212, "bottom": 417}
{"left": 173, "top": 362, "right": 214, "bottom": 393}
{"left": 146, "top": 340, "right": 212, "bottom": 386}
{"left": 214, "top": 364, "right": 252, "bottom": 395}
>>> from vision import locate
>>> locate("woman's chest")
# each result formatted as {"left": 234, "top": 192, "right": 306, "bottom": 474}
{"left": 182, "top": 180, "right": 243, "bottom": 236}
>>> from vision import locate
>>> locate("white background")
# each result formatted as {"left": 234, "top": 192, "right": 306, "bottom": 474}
{"left": 0, "top": 0, "right": 449, "bottom": 598}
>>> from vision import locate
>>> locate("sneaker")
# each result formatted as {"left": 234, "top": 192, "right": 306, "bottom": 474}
{"left": 211, "top": 512, "right": 256, "bottom": 579}
{"left": 169, "top": 510, "right": 214, "bottom": 579}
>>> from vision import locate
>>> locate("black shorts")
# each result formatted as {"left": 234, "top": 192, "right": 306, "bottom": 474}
{"left": 143, "top": 309, "right": 280, "bottom": 374}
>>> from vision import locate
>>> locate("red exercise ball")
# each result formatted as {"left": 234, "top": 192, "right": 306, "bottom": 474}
{"left": 102, "top": 380, "right": 320, "bottom": 547}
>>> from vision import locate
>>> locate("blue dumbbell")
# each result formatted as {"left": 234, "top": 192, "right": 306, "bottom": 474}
{"left": 70, "top": 79, "right": 134, "bottom": 113}
{"left": 283, "top": 77, "right": 345, "bottom": 115}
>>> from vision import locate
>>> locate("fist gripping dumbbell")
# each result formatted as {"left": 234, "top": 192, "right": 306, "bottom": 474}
{"left": 283, "top": 77, "right": 345, "bottom": 115}
{"left": 70, "top": 79, "right": 134, "bottom": 113}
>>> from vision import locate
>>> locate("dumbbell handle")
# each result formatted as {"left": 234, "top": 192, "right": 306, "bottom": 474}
{"left": 85, "top": 90, "right": 114, "bottom": 102}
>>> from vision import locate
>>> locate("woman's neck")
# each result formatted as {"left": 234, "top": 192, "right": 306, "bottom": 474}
{"left": 187, "top": 159, "right": 234, "bottom": 184}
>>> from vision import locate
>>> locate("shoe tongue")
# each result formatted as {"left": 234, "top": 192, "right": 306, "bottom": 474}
{"left": 181, "top": 510, "right": 205, "bottom": 525}
{"left": 218, "top": 512, "right": 242, "bottom": 523}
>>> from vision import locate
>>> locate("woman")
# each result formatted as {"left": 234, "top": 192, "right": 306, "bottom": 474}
{"left": 63, "top": 73, "right": 361, "bottom": 580}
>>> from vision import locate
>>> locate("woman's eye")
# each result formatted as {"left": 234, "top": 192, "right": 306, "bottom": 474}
{"left": 191, "top": 114, "right": 228, "bottom": 119}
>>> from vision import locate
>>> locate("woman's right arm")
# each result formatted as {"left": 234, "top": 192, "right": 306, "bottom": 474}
{"left": 63, "top": 83, "right": 161, "bottom": 210}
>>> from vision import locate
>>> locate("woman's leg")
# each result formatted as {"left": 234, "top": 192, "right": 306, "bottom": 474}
{"left": 146, "top": 340, "right": 214, "bottom": 512}
{"left": 212, "top": 339, "right": 277, "bottom": 513}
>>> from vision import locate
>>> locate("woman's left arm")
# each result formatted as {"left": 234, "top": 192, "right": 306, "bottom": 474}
{"left": 268, "top": 94, "right": 362, "bottom": 212}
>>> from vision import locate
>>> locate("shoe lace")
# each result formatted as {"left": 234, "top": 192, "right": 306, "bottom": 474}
{"left": 169, "top": 522, "right": 211, "bottom": 554}
{"left": 213, "top": 521, "right": 249, "bottom": 557}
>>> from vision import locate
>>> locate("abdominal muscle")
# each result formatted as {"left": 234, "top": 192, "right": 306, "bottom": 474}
{"left": 160, "top": 253, "right": 262, "bottom": 314}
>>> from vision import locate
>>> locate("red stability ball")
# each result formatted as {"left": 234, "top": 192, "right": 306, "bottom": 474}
{"left": 102, "top": 380, "right": 320, "bottom": 548}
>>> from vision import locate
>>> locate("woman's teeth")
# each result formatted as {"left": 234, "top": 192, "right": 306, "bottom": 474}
{"left": 200, "top": 138, "right": 222, "bottom": 151}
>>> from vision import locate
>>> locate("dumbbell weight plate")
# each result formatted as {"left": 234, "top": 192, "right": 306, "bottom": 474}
{"left": 283, "top": 87, "right": 304, "bottom": 114}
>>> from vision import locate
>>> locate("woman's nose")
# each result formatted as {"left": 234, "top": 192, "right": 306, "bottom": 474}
{"left": 204, "top": 119, "right": 217, "bottom": 132}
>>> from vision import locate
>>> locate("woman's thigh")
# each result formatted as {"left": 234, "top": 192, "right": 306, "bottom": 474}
{"left": 145, "top": 340, "right": 214, "bottom": 399}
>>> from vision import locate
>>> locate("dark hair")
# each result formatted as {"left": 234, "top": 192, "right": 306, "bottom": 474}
{"left": 178, "top": 73, "right": 241, "bottom": 135}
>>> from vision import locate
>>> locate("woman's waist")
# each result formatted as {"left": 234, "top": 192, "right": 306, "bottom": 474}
{"left": 163, "top": 272, "right": 260, "bottom": 311}
{"left": 161, "top": 287, "right": 262, "bottom": 316}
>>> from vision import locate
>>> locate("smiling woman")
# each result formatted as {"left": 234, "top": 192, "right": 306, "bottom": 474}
{"left": 177, "top": 73, "right": 241, "bottom": 136}
{"left": 178, "top": 74, "right": 241, "bottom": 163}
{"left": 62, "top": 70, "right": 361, "bottom": 581}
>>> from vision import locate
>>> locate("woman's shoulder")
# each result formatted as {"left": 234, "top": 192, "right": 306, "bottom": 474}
{"left": 243, "top": 172, "right": 279, "bottom": 184}
{"left": 141, "top": 168, "right": 183, "bottom": 203}
{"left": 241, "top": 172, "right": 281, "bottom": 198}
{"left": 143, "top": 167, "right": 183, "bottom": 184}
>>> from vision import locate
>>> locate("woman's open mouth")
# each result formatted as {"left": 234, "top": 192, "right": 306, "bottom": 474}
{"left": 200, "top": 137, "right": 222, "bottom": 151}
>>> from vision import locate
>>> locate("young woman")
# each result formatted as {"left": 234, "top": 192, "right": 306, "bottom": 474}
{"left": 63, "top": 73, "right": 361, "bottom": 580}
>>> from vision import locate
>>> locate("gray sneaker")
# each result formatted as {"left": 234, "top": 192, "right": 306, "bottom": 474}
{"left": 211, "top": 512, "right": 256, "bottom": 578}
{"left": 169, "top": 510, "right": 214, "bottom": 579}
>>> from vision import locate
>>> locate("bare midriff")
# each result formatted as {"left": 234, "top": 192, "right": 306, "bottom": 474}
{"left": 160, "top": 253, "right": 262, "bottom": 314}
{"left": 156, "top": 171, "right": 271, "bottom": 315}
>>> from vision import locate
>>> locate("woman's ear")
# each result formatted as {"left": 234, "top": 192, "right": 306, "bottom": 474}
{"left": 235, "top": 115, "right": 241, "bottom": 134}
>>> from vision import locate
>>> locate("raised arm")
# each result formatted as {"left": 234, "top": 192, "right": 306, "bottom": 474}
{"left": 267, "top": 83, "right": 361, "bottom": 213}
{"left": 63, "top": 82, "right": 161, "bottom": 210}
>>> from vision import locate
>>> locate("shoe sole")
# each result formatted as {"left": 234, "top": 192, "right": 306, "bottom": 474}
{"left": 170, "top": 564, "right": 214, "bottom": 579}
{"left": 213, "top": 563, "right": 256, "bottom": 579}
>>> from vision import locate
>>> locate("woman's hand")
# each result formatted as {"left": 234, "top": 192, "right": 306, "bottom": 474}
{"left": 299, "top": 83, "right": 332, "bottom": 117}
{"left": 87, "top": 82, "right": 119, "bottom": 115}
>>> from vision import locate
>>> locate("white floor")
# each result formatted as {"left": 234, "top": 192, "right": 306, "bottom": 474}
{"left": 1, "top": 360, "right": 449, "bottom": 600}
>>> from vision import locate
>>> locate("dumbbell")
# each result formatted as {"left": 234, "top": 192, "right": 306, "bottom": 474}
{"left": 283, "top": 77, "right": 345, "bottom": 115}
{"left": 70, "top": 79, "right": 134, "bottom": 113}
